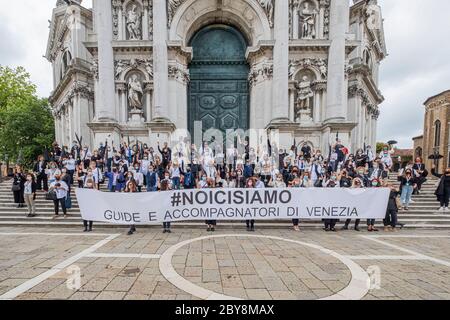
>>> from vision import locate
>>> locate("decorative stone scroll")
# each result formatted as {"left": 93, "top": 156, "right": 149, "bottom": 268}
{"left": 114, "top": 58, "right": 154, "bottom": 80}
{"left": 289, "top": 58, "right": 327, "bottom": 80}
{"left": 168, "top": 64, "right": 190, "bottom": 84}
{"left": 248, "top": 62, "right": 274, "bottom": 86}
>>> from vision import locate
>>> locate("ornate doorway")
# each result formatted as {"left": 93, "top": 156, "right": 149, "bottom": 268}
{"left": 188, "top": 25, "right": 250, "bottom": 142}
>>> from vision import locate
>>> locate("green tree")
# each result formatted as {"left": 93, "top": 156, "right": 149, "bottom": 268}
{"left": 0, "top": 66, "right": 54, "bottom": 168}
{"left": 376, "top": 142, "right": 386, "bottom": 154}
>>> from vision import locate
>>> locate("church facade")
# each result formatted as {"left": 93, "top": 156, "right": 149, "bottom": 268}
{"left": 46, "top": 0, "right": 386, "bottom": 153}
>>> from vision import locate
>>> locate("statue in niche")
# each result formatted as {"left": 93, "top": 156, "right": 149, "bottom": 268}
{"left": 126, "top": 4, "right": 142, "bottom": 40}
{"left": 295, "top": 75, "right": 314, "bottom": 121}
{"left": 145, "top": 61, "right": 154, "bottom": 78}
{"left": 300, "top": 2, "right": 317, "bottom": 39}
{"left": 128, "top": 74, "right": 144, "bottom": 110}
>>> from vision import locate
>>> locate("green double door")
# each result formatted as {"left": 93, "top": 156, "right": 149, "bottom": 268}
{"left": 188, "top": 25, "right": 250, "bottom": 142}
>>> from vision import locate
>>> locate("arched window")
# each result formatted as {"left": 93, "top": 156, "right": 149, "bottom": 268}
{"left": 434, "top": 120, "right": 441, "bottom": 147}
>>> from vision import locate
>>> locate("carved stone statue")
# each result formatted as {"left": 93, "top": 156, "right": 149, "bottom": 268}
{"left": 300, "top": 2, "right": 317, "bottom": 39}
{"left": 115, "top": 60, "right": 126, "bottom": 79}
{"left": 145, "top": 61, "right": 154, "bottom": 78}
{"left": 295, "top": 76, "right": 314, "bottom": 121}
{"left": 128, "top": 74, "right": 143, "bottom": 110}
{"left": 126, "top": 4, "right": 142, "bottom": 40}
{"left": 259, "top": 0, "right": 274, "bottom": 27}
{"left": 168, "top": 0, "right": 184, "bottom": 25}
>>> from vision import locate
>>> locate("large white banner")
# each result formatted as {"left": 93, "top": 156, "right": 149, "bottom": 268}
{"left": 75, "top": 188, "right": 390, "bottom": 225}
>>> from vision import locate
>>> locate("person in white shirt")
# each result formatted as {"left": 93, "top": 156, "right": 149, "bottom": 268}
{"left": 132, "top": 164, "right": 144, "bottom": 192}
{"left": 63, "top": 154, "right": 76, "bottom": 185}
{"left": 49, "top": 175, "right": 69, "bottom": 218}
{"left": 46, "top": 162, "right": 61, "bottom": 185}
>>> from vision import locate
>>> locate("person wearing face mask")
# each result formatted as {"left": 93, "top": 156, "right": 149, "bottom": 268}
{"left": 301, "top": 171, "right": 314, "bottom": 188}
{"left": 355, "top": 149, "right": 368, "bottom": 168}
{"left": 431, "top": 164, "right": 450, "bottom": 212}
{"left": 367, "top": 179, "right": 381, "bottom": 232}
{"left": 354, "top": 166, "right": 370, "bottom": 187}
{"left": 412, "top": 157, "right": 428, "bottom": 195}
{"left": 23, "top": 173, "right": 37, "bottom": 217}
{"left": 83, "top": 178, "right": 95, "bottom": 232}
{"left": 369, "top": 160, "right": 384, "bottom": 180}
{"left": 273, "top": 174, "right": 286, "bottom": 188}
{"left": 170, "top": 162, "right": 181, "bottom": 190}
{"left": 12, "top": 167, "right": 26, "bottom": 208}
{"left": 383, "top": 182, "right": 400, "bottom": 232}
{"left": 245, "top": 178, "right": 256, "bottom": 232}
{"left": 160, "top": 180, "right": 173, "bottom": 233}
{"left": 342, "top": 178, "right": 363, "bottom": 231}
{"left": 203, "top": 178, "right": 217, "bottom": 232}
{"left": 339, "top": 170, "right": 352, "bottom": 188}
{"left": 323, "top": 173, "right": 339, "bottom": 232}
{"left": 146, "top": 165, "right": 159, "bottom": 192}
{"left": 49, "top": 174, "right": 69, "bottom": 219}
{"left": 125, "top": 181, "right": 138, "bottom": 235}
{"left": 46, "top": 162, "right": 61, "bottom": 185}
{"left": 198, "top": 173, "right": 208, "bottom": 189}
{"left": 33, "top": 155, "right": 48, "bottom": 191}
{"left": 379, "top": 145, "right": 394, "bottom": 171}
{"left": 63, "top": 154, "right": 76, "bottom": 185}
{"left": 132, "top": 163, "right": 144, "bottom": 192}
{"left": 366, "top": 145, "right": 375, "bottom": 169}
{"left": 161, "top": 171, "right": 173, "bottom": 190}
{"left": 397, "top": 167, "right": 417, "bottom": 211}
{"left": 182, "top": 166, "right": 196, "bottom": 189}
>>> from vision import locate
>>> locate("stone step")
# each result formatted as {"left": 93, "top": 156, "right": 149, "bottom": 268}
{"left": 0, "top": 220, "right": 448, "bottom": 229}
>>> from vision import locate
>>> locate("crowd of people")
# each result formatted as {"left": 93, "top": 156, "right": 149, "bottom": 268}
{"left": 9, "top": 138, "right": 449, "bottom": 235}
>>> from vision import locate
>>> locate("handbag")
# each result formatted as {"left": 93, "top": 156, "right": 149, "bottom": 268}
{"left": 11, "top": 183, "right": 21, "bottom": 192}
{"left": 45, "top": 190, "right": 58, "bottom": 201}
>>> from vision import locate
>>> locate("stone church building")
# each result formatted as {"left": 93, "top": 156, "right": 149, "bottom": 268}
{"left": 46, "top": 0, "right": 386, "bottom": 154}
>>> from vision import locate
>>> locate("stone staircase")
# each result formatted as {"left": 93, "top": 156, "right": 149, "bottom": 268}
{"left": 0, "top": 175, "right": 449, "bottom": 229}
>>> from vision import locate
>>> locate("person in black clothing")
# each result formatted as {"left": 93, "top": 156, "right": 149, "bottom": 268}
{"left": 12, "top": 167, "right": 26, "bottom": 208}
{"left": 300, "top": 143, "right": 312, "bottom": 161}
{"left": 383, "top": 183, "right": 399, "bottom": 231}
{"left": 412, "top": 157, "right": 428, "bottom": 194}
{"left": 245, "top": 177, "right": 256, "bottom": 232}
{"left": 161, "top": 180, "right": 173, "bottom": 233}
{"left": 158, "top": 142, "right": 172, "bottom": 169}
{"left": 355, "top": 149, "right": 368, "bottom": 168}
{"left": 33, "top": 155, "right": 48, "bottom": 191}
{"left": 343, "top": 178, "right": 362, "bottom": 231}
{"left": 431, "top": 164, "right": 450, "bottom": 212}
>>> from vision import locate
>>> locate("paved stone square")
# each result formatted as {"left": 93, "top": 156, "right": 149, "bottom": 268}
{"left": 0, "top": 227, "right": 448, "bottom": 300}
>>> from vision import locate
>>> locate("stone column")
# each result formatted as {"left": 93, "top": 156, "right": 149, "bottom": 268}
{"left": 144, "top": 83, "right": 152, "bottom": 121}
{"left": 94, "top": 0, "right": 117, "bottom": 122}
{"left": 289, "top": 89, "right": 295, "bottom": 121}
{"left": 272, "top": 0, "right": 290, "bottom": 122}
{"left": 143, "top": 5, "right": 149, "bottom": 40}
{"left": 292, "top": 5, "right": 299, "bottom": 40}
{"left": 152, "top": 0, "right": 170, "bottom": 121}
{"left": 325, "top": 0, "right": 349, "bottom": 121}
{"left": 118, "top": 5, "right": 123, "bottom": 40}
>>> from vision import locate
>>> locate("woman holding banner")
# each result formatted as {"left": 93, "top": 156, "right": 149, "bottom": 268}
{"left": 245, "top": 177, "right": 256, "bottom": 232}
{"left": 82, "top": 178, "right": 96, "bottom": 232}
{"left": 342, "top": 178, "right": 362, "bottom": 231}
{"left": 205, "top": 178, "right": 217, "bottom": 232}
{"left": 161, "top": 180, "right": 172, "bottom": 233}
{"left": 367, "top": 178, "right": 381, "bottom": 232}
{"left": 125, "top": 180, "right": 138, "bottom": 235}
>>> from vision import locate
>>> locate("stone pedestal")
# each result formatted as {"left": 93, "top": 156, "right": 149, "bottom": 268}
{"left": 128, "top": 109, "right": 145, "bottom": 126}
{"left": 297, "top": 109, "right": 313, "bottom": 124}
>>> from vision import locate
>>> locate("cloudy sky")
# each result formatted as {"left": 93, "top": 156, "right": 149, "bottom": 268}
{"left": 1, "top": 0, "right": 449, "bottom": 148}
